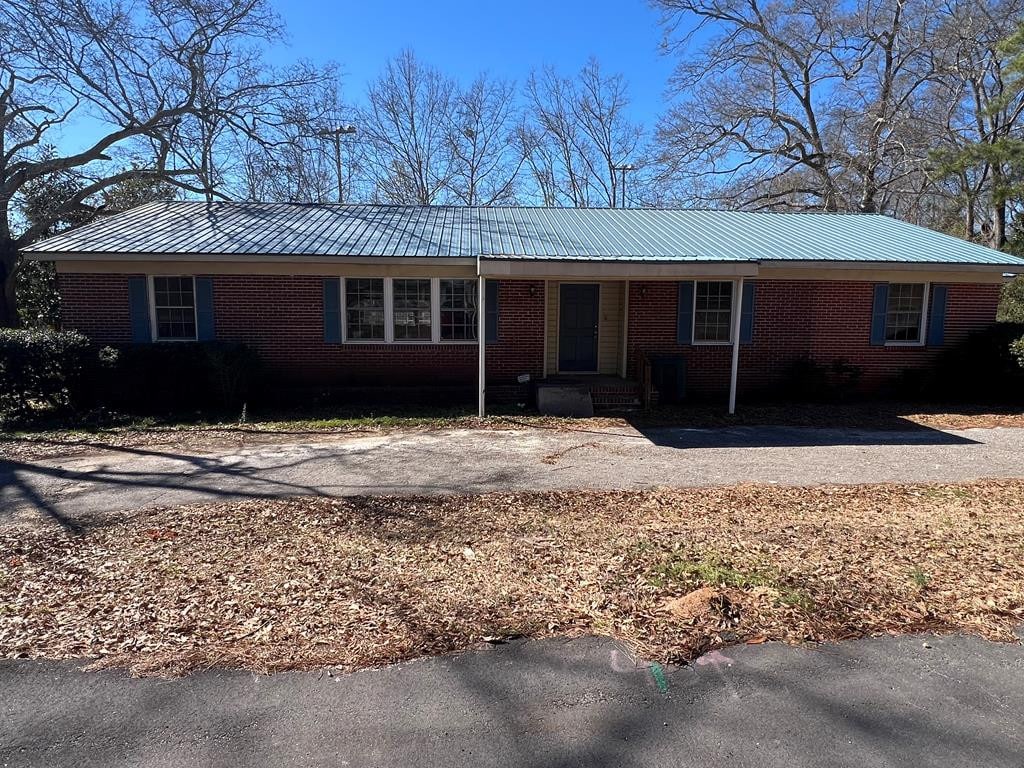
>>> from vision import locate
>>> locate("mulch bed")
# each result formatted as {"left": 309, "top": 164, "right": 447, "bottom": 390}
{"left": 2, "top": 481, "right": 1022, "bottom": 676}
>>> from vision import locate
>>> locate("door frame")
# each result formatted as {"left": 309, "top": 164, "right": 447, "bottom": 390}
{"left": 556, "top": 281, "right": 602, "bottom": 374}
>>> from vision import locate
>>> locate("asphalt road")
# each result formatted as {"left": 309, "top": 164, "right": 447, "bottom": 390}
{"left": 3, "top": 425, "right": 1024, "bottom": 525}
{"left": 2, "top": 633, "right": 1022, "bottom": 767}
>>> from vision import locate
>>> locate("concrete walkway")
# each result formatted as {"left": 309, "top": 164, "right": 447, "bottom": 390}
{"left": 2, "top": 633, "right": 1022, "bottom": 767}
{"left": 2, "top": 424, "right": 1024, "bottom": 526}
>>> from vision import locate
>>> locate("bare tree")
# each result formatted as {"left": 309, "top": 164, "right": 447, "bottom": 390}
{"left": 447, "top": 75, "right": 525, "bottom": 205}
{"left": 522, "top": 60, "right": 647, "bottom": 207}
{"left": 360, "top": 50, "right": 457, "bottom": 204}
{"left": 653, "top": 0, "right": 939, "bottom": 214}
{"left": 0, "top": 0, "right": 334, "bottom": 325}
{"left": 927, "top": 0, "right": 1024, "bottom": 247}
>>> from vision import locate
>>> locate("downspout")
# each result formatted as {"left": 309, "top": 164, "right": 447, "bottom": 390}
{"left": 728, "top": 277, "right": 744, "bottom": 415}
{"left": 478, "top": 257, "right": 486, "bottom": 417}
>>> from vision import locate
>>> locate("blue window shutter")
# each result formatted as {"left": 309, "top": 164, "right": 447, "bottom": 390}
{"left": 485, "top": 279, "right": 499, "bottom": 343}
{"left": 195, "top": 277, "right": 215, "bottom": 341}
{"left": 677, "top": 281, "right": 694, "bottom": 345}
{"left": 323, "top": 278, "right": 341, "bottom": 343}
{"left": 870, "top": 283, "right": 889, "bottom": 346}
{"left": 127, "top": 276, "right": 151, "bottom": 343}
{"left": 740, "top": 281, "right": 756, "bottom": 344}
{"left": 927, "top": 285, "right": 947, "bottom": 346}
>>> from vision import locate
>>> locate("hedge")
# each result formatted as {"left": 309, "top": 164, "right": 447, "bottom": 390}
{"left": 0, "top": 332, "right": 262, "bottom": 425}
{"left": 80, "top": 341, "right": 262, "bottom": 413}
{"left": 928, "top": 322, "right": 1024, "bottom": 401}
{"left": 0, "top": 328, "right": 90, "bottom": 421}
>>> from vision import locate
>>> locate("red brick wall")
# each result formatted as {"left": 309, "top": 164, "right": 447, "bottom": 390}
{"left": 57, "top": 272, "right": 134, "bottom": 343}
{"left": 626, "top": 280, "right": 1002, "bottom": 396}
{"left": 57, "top": 272, "right": 1002, "bottom": 399}
{"left": 57, "top": 273, "right": 546, "bottom": 390}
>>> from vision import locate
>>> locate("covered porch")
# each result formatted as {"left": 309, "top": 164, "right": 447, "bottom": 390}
{"left": 475, "top": 258, "right": 760, "bottom": 417}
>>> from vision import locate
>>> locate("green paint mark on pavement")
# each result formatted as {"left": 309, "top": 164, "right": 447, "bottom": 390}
{"left": 650, "top": 663, "right": 668, "bottom": 694}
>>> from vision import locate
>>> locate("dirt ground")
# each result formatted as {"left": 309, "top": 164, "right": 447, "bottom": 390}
{"left": 2, "top": 403, "right": 1022, "bottom": 462}
{"left": 2, "top": 480, "right": 1021, "bottom": 676}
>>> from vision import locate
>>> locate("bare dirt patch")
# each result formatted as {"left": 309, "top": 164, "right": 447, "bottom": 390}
{"left": 2, "top": 481, "right": 1022, "bottom": 676}
{"left": 0, "top": 416, "right": 627, "bottom": 462}
{"left": 3, "top": 404, "right": 1021, "bottom": 463}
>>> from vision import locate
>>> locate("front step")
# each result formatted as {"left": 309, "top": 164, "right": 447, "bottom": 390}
{"left": 589, "top": 383, "right": 641, "bottom": 410}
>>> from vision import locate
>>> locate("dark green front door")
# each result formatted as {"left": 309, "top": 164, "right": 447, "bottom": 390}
{"left": 558, "top": 283, "right": 599, "bottom": 372}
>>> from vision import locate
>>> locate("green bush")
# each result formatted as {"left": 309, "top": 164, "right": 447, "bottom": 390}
{"left": 930, "top": 323, "right": 1024, "bottom": 401}
{"left": 0, "top": 328, "right": 90, "bottom": 422}
{"left": 1012, "top": 335, "right": 1024, "bottom": 369}
{"left": 81, "top": 341, "right": 262, "bottom": 413}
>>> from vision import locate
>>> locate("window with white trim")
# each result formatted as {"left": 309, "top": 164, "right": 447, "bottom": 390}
{"left": 693, "top": 280, "right": 734, "bottom": 343}
{"left": 392, "top": 278, "right": 432, "bottom": 341}
{"left": 345, "top": 278, "right": 385, "bottom": 341}
{"left": 152, "top": 276, "right": 197, "bottom": 341}
{"left": 885, "top": 283, "right": 925, "bottom": 343}
{"left": 440, "top": 279, "right": 478, "bottom": 341}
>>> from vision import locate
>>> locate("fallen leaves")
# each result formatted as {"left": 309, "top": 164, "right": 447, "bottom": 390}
{"left": 1, "top": 480, "right": 1023, "bottom": 676}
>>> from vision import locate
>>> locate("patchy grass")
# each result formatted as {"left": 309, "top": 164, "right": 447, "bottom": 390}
{"left": 2, "top": 480, "right": 1022, "bottom": 676}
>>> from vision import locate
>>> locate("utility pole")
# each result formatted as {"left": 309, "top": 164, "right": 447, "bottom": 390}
{"left": 611, "top": 164, "right": 635, "bottom": 208}
{"left": 316, "top": 124, "right": 357, "bottom": 203}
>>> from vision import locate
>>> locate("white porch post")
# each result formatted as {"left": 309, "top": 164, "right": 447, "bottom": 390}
{"left": 728, "top": 277, "right": 744, "bottom": 415}
{"left": 478, "top": 272, "right": 486, "bottom": 417}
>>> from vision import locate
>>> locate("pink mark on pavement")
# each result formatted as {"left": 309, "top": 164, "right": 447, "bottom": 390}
{"left": 695, "top": 650, "right": 733, "bottom": 668}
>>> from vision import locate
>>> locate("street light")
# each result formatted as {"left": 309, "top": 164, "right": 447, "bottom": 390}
{"left": 611, "top": 163, "right": 636, "bottom": 208}
{"left": 316, "top": 124, "right": 357, "bottom": 203}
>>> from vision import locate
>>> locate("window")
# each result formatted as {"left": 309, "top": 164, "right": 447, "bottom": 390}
{"left": 392, "top": 278, "right": 432, "bottom": 341}
{"left": 693, "top": 280, "right": 734, "bottom": 343}
{"left": 345, "top": 278, "right": 385, "bottom": 341}
{"left": 440, "top": 279, "right": 478, "bottom": 341}
{"left": 885, "top": 283, "right": 926, "bottom": 343}
{"left": 152, "top": 276, "right": 196, "bottom": 340}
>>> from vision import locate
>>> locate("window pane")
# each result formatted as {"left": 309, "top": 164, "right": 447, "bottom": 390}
{"left": 885, "top": 283, "right": 924, "bottom": 342}
{"left": 693, "top": 281, "right": 733, "bottom": 342}
{"left": 393, "top": 279, "right": 432, "bottom": 341}
{"left": 440, "top": 279, "right": 478, "bottom": 341}
{"left": 152, "top": 276, "right": 196, "bottom": 340}
{"left": 345, "top": 278, "right": 385, "bottom": 341}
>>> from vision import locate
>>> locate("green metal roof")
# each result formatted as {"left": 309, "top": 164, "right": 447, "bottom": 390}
{"left": 24, "top": 202, "right": 1024, "bottom": 269}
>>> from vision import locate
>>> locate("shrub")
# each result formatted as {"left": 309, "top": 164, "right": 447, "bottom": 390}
{"left": 780, "top": 355, "right": 863, "bottom": 401}
{"left": 81, "top": 341, "right": 262, "bottom": 413}
{"left": 930, "top": 323, "right": 1024, "bottom": 401}
{"left": 0, "top": 328, "right": 90, "bottom": 422}
{"left": 1012, "top": 335, "right": 1024, "bottom": 369}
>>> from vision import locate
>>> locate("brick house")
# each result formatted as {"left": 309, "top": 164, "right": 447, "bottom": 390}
{"left": 25, "top": 202, "right": 1024, "bottom": 414}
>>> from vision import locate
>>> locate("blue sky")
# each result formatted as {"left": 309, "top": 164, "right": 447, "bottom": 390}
{"left": 268, "top": 0, "right": 676, "bottom": 130}
{"left": 51, "top": 0, "right": 684, "bottom": 170}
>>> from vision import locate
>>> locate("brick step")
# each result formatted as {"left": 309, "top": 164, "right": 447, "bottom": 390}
{"left": 590, "top": 385, "right": 641, "bottom": 409}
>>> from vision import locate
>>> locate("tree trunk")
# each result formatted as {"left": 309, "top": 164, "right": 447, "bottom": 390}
{"left": 0, "top": 236, "right": 19, "bottom": 328}
{"left": 992, "top": 198, "right": 1007, "bottom": 250}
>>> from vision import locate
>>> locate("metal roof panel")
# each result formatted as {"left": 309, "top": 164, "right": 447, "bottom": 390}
{"left": 23, "top": 201, "right": 1024, "bottom": 268}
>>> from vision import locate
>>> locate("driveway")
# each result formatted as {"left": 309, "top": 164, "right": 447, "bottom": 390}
{"left": 3, "top": 424, "right": 1024, "bottom": 524}
{"left": 2, "top": 632, "right": 1022, "bottom": 767}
